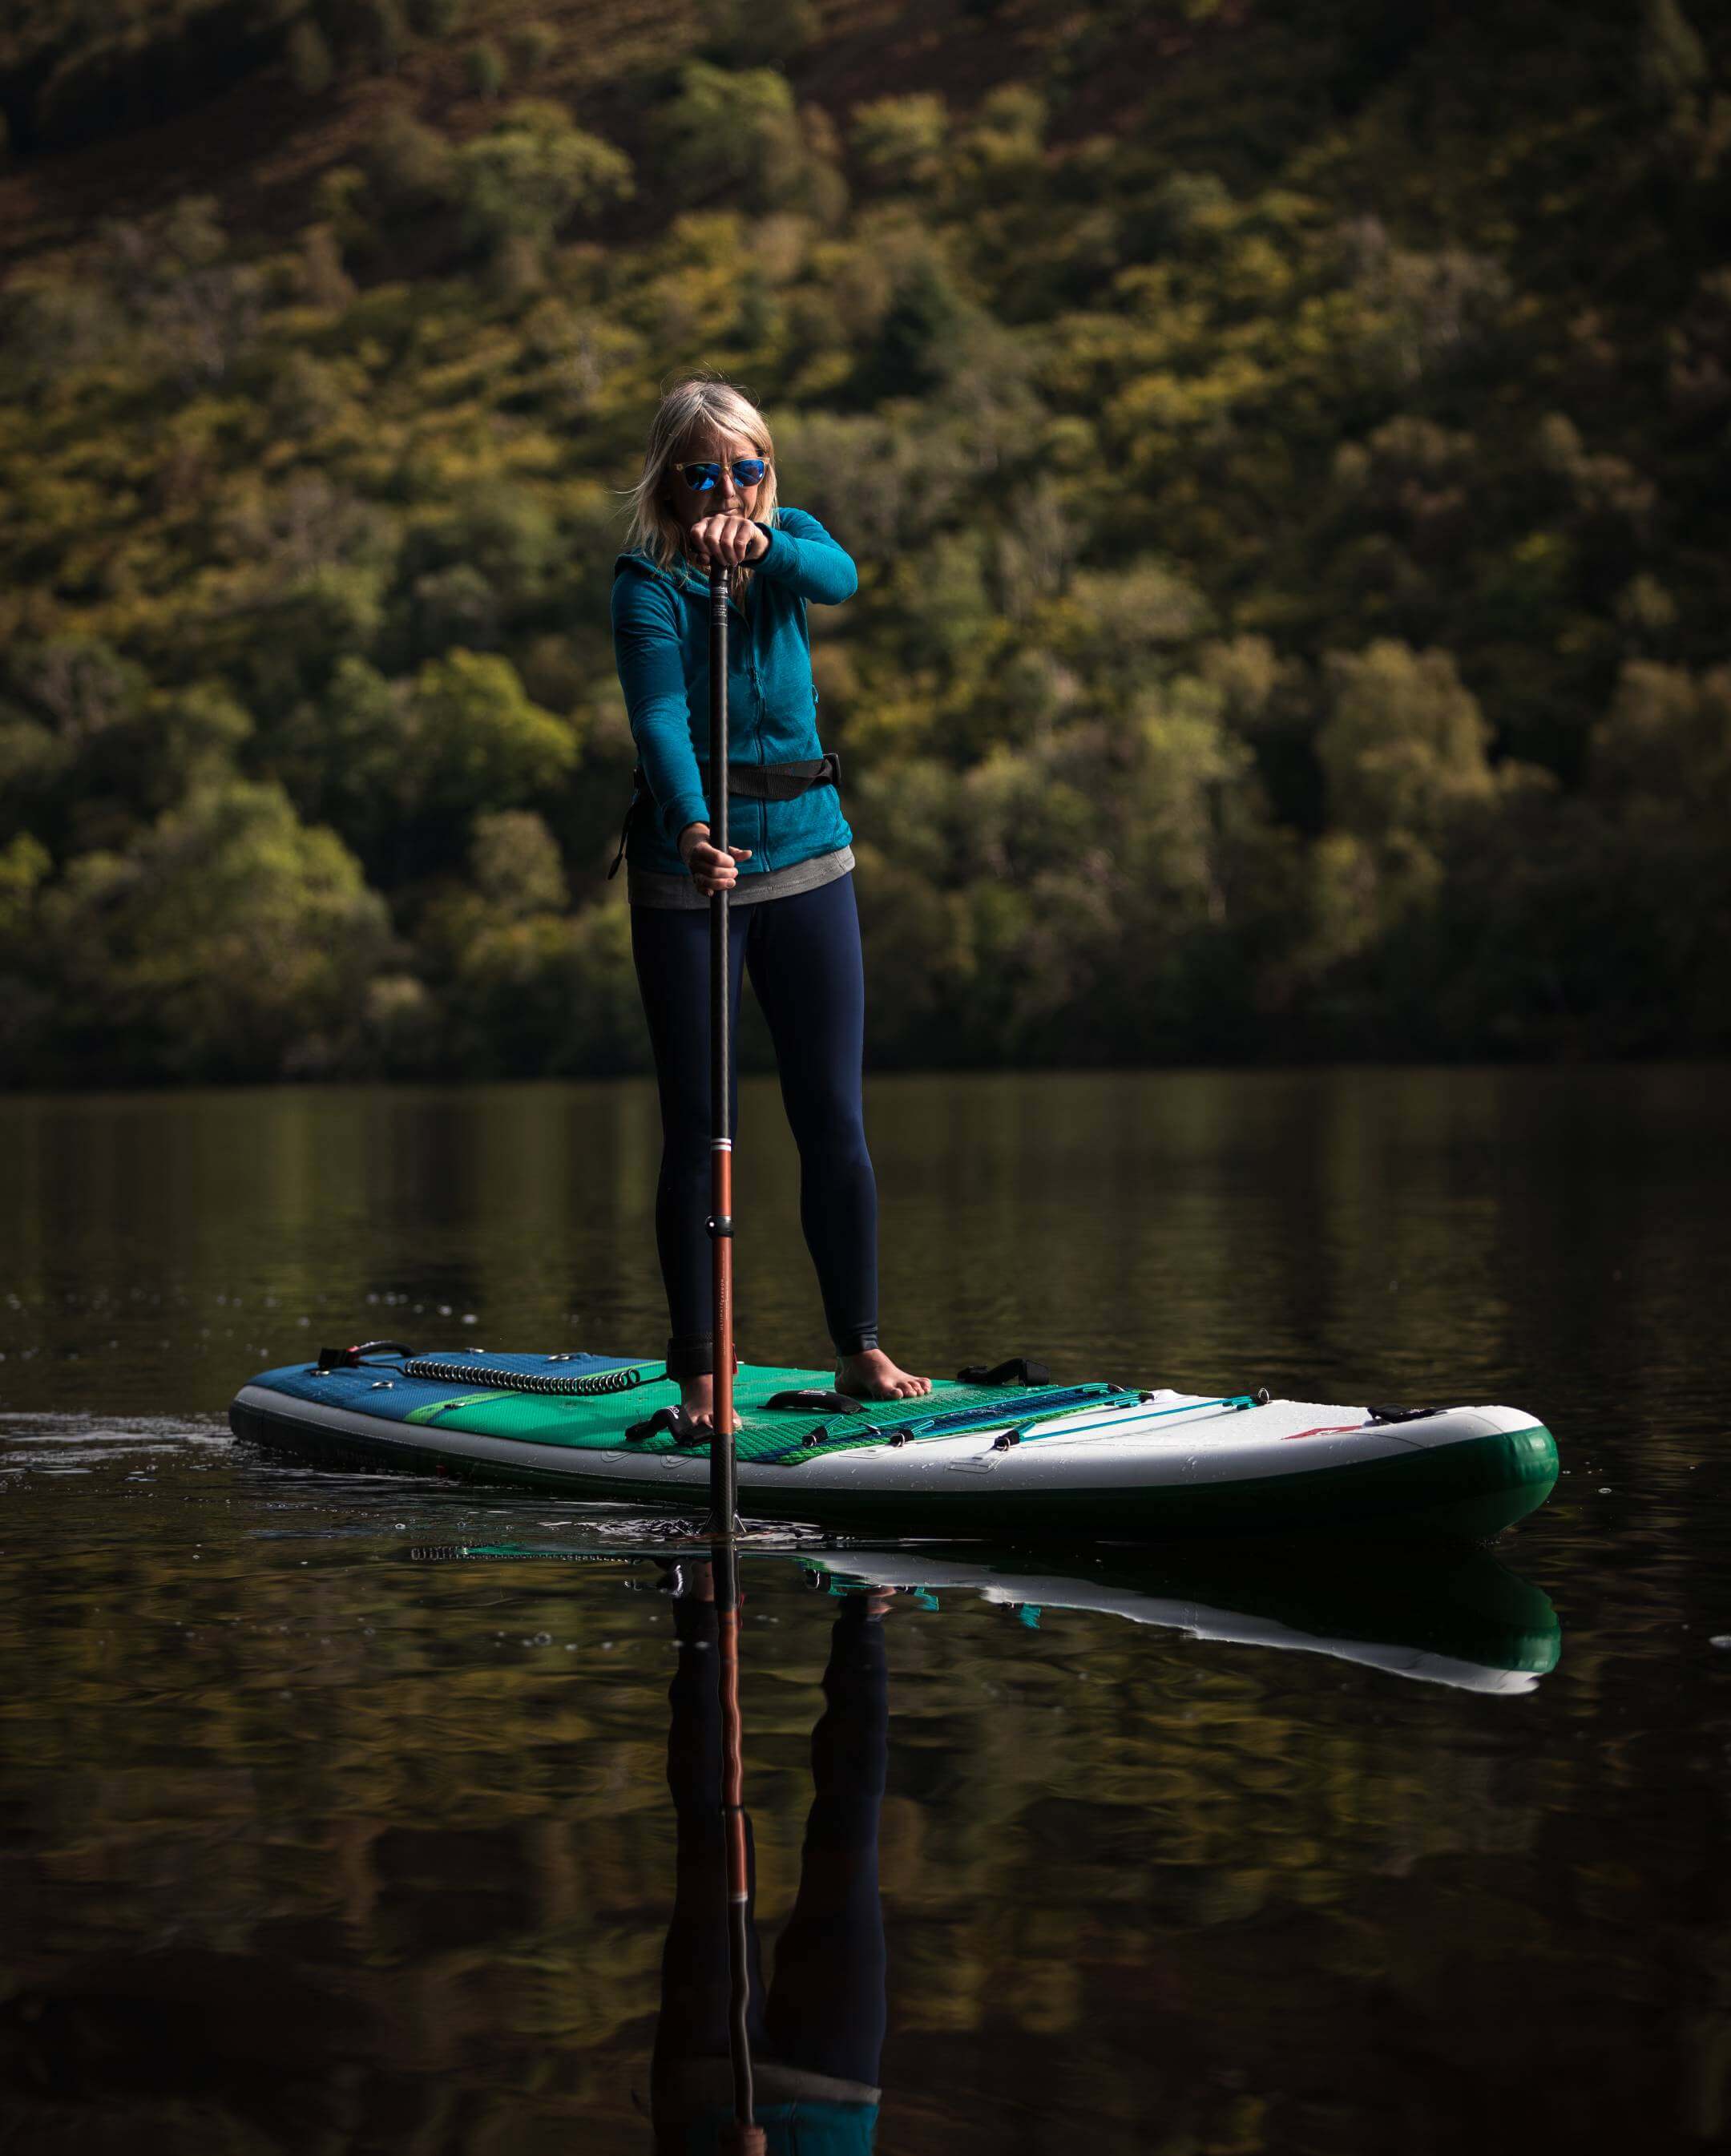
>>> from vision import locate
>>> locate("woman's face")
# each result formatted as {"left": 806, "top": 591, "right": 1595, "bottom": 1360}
{"left": 662, "top": 427, "right": 765, "bottom": 542}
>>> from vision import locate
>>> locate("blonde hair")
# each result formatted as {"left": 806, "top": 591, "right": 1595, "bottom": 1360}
{"left": 621, "top": 376, "right": 780, "bottom": 600}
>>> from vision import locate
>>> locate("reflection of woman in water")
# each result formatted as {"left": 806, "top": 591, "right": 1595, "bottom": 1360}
{"left": 651, "top": 1571, "right": 888, "bottom": 2155}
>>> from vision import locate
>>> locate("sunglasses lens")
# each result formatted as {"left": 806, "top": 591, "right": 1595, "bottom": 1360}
{"left": 677, "top": 459, "right": 765, "bottom": 491}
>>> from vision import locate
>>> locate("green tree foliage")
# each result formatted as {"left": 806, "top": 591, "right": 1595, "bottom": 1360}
{"left": 950, "top": 83, "right": 1047, "bottom": 204}
{"left": 407, "top": 0, "right": 466, "bottom": 33}
{"left": 470, "top": 807, "right": 568, "bottom": 914}
{"left": 852, "top": 253, "right": 972, "bottom": 402}
{"left": 40, "top": 781, "right": 390, "bottom": 1080}
{"left": 707, "top": 0, "right": 821, "bottom": 70}
{"left": 505, "top": 22, "right": 559, "bottom": 76}
{"left": 659, "top": 62, "right": 804, "bottom": 210}
{"left": 1, "top": 0, "right": 1728, "bottom": 1080}
{"left": 285, "top": 18, "right": 333, "bottom": 96}
{"left": 0, "top": 834, "right": 50, "bottom": 939}
{"left": 454, "top": 100, "right": 634, "bottom": 256}
{"left": 0, "top": 834, "right": 54, "bottom": 1077}
{"left": 269, "top": 656, "right": 406, "bottom": 862}
{"left": 0, "top": 269, "right": 123, "bottom": 390}
{"left": 464, "top": 38, "right": 507, "bottom": 98}
{"left": 365, "top": 109, "right": 455, "bottom": 214}
{"left": 94, "top": 195, "right": 263, "bottom": 388}
{"left": 1317, "top": 643, "right": 1495, "bottom": 847}
{"left": 348, "top": 0, "right": 410, "bottom": 75}
{"left": 401, "top": 650, "right": 579, "bottom": 820}
{"left": 850, "top": 95, "right": 949, "bottom": 195}
{"left": 1638, "top": 0, "right": 1709, "bottom": 115}
{"left": 1591, "top": 660, "right": 1731, "bottom": 815}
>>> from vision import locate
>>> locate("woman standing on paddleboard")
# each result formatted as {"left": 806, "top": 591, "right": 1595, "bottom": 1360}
{"left": 612, "top": 378, "right": 930, "bottom": 1434}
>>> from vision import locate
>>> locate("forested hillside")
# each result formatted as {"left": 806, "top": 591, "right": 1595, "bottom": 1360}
{"left": 2, "top": 0, "right": 1727, "bottom": 1082}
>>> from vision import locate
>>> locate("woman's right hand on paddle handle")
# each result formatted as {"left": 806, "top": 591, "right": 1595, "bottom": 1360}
{"left": 678, "top": 822, "right": 751, "bottom": 896}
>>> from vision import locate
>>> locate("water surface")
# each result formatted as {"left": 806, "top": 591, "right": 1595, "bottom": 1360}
{"left": 3, "top": 1066, "right": 1729, "bottom": 2152}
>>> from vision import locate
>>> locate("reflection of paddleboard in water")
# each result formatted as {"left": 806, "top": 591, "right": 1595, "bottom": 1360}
{"left": 797, "top": 1545, "right": 1561, "bottom": 1696}
{"left": 232, "top": 1346, "right": 1559, "bottom": 1543}
{"left": 405, "top": 1540, "right": 1560, "bottom": 1695}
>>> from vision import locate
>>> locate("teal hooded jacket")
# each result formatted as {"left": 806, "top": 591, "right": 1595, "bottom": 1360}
{"left": 610, "top": 506, "right": 857, "bottom": 881}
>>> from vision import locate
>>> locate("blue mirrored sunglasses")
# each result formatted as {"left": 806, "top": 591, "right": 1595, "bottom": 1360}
{"left": 676, "top": 458, "right": 768, "bottom": 491}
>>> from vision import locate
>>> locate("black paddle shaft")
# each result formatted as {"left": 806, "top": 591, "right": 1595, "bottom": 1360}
{"left": 708, "top": 563, "right": 738, "bottom": 1533}
{"left": 708, "top": 576, "right": 753, "bottom": 2130}
{"left": 708, "top": 562, "right": 729, "bottom": 1156}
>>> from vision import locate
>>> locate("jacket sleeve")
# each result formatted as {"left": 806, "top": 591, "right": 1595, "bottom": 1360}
{"left": 752, "top": 505, "right": 858, "bottom": 604}
{"left": 610, "top": 568, "right": 710, "bottom": 846}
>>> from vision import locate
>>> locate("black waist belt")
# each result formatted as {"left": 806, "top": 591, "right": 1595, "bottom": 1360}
{"left": 724, "top": 752, "right": 841, "bottom": 800}
{"left": 608, "top": 753, "right": 841, "bottom": 878}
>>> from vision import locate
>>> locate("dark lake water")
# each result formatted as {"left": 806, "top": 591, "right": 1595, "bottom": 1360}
{"left": 3, "top": 1064, "right": 1730, "bottom": 2153}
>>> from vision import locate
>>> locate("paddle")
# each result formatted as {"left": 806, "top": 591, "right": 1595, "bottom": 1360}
{"left": 706, "top": 559, "right": 739, "bottom": 1538}
{"left": 705, "top": 560, "right": 759, "bottom": 2150}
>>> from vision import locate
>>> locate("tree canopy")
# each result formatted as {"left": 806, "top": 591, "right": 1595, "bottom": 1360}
{"left": 0, "top": 0, "right": 1726, "bottom": 1081}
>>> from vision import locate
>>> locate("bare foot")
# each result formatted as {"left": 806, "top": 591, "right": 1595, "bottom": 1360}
{"left": 836, "top": 1347, "right": 932, "bottom": 1403}
{"left": 678, "top": 1375, "right": 716, "bottom": 1432}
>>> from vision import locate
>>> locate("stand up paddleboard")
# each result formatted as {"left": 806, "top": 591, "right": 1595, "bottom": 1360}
{"left": 228, "top": 1345, "right": 1557, "bottom": 1543}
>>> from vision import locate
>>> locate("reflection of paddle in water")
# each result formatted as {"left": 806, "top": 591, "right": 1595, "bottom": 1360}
{"left": 650, "top": 1557, "right": 886, "bottom": 2156}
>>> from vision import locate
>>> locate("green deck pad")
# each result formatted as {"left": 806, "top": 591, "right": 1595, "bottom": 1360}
{"left": 397, "top": 1363, "right": 1124, "bottom": 1461}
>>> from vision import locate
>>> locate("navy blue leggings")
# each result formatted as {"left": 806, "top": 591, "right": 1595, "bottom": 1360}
{"left": 631, "top": 873, "right": 879, "bottom": 1378}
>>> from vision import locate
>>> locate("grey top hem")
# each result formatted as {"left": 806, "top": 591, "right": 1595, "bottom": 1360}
{"left": 627, "top": 845, "right": 854, "bottom": 910}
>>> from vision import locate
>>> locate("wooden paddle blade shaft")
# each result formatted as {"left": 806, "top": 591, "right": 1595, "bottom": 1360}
{"left": 707, "top": 1139, "right": 736, "bottom": 1528}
